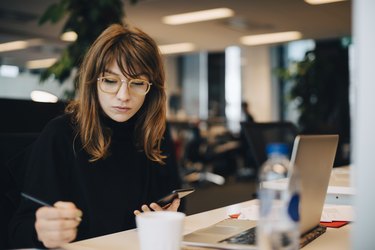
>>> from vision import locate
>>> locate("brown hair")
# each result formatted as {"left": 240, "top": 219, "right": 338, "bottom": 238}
{"left": 66, "top": 24, "right": 166, "bottom": 164}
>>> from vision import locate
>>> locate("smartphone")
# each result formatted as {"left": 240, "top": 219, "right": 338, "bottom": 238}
{"left": 156, "top": 188, "right": 195, "bottom": 208}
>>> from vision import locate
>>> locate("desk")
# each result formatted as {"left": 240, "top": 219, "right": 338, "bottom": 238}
{"left": 62, "top": 200, "right": 351, "bottom": 250}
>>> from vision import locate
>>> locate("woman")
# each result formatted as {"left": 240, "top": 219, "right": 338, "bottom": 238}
{"left": 9, "top": 24, "right": 181, "bottom": 248}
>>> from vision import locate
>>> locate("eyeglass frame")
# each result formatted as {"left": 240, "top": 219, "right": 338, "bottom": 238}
{"left": 97, "top": 75, "right": 153, "bottom": 95}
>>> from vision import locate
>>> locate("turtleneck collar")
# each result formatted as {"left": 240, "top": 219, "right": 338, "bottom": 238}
{"left": 100, "top": 112, "right": 137, "bottom": 140}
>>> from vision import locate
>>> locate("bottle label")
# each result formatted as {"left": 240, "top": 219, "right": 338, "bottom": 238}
{"left": 288, "top": 193, "right": 300, "bottom": 222}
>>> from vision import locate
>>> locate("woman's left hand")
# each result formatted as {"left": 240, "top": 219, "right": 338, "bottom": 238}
{"left": 133, "top": 198, "right": 180, "bottom": 215}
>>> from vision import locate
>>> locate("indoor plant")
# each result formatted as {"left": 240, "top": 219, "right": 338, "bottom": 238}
{"left": 38, "top": 0, "right": 138, "bottom": 97}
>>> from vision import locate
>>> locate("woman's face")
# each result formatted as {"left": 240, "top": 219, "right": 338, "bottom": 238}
{"left": 97, "top": 61, "right": 147, "bottom": 122}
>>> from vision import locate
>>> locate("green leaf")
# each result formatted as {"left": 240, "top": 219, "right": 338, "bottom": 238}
{"left": 38, "top": 0, "right": 130, "bottom": 88}
{"left": 38, "top": 1, "right": 68, "bottom": 25}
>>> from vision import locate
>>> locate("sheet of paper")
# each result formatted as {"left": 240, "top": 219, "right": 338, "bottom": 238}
{"left": 231, "top": 204, "right": 354, "bottom": 222}
{"left": 320, "top": 204, "right": 355, "bottom": 222}
{"left": 237, "top": 205, "right": 259, "bottom": 220}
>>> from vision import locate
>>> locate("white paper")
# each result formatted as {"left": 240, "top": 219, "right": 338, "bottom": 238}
{"left": 320, "top": 204, "right": 355, "bottom": 222}
{"left": 231, "top": 204, "right": 354, "bottom": 222}
{"left": 237, "top": 205, "right": 259, "bottom": 220}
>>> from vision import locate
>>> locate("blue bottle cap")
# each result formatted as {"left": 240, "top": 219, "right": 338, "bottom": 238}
{"left": 266, "top": 143, "right": 289, "bottom": 156}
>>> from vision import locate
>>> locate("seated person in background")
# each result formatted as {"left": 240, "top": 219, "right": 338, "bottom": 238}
{"left": 239, "top": 101, "right": 257, "bottom": 178}
{"left": 241, "top": 101, "right": 255, "bottom": 123}
{"left": 8, "top": 23, "right": 181, "bottom": 249}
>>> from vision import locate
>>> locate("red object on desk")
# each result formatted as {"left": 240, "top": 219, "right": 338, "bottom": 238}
{"left": 228, "top": 213, "right": 241, "bottom": 219}
{"left": 320, "top": 221, "right": 349, "bottom": 228}
{"left": 228, "top": 213, "right": 349, "bottom": 228}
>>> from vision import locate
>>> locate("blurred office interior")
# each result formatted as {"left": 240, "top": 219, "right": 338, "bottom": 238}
{"left": 1, "top": 0, "right": 375, "bottom": 247}
{"left": 0, "top": 0, "right": 351, "bottom": 209}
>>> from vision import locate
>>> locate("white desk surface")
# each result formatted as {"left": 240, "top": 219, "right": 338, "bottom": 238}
{"left": 62, "top": 199, "right": 351, "bottom": 250}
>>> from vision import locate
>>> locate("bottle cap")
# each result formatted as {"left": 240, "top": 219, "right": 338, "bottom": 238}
{"left": 266, "top": 143, "right": 289, "bottom": 156}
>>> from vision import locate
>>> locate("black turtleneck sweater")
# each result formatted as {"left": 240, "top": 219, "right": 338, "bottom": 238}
{"left": 8, "top": 114, "right": 181, "bottom": 248}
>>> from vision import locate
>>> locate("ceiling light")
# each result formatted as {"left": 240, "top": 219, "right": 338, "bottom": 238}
{"left": 26, "top": 58, "right": 57, "bottom": 69}
{"left": 162, "top": 8, "right": 234, "bottom": 25}
{"left": 158, "top": 43, "right": 195, "bottom": 54}
{"left": 304, "top": 0, "right": 347, "bottom": 5}
{"left": 240, "top": 31, "right": 302, "bottom": 46}
{"left": 61, "top": 31, "right": 78, "bottom": 42}
{"left": 30, "top": 90, "right": 58, "bottom": 103}
{"left": 0, "top": 39, "right": 43, "bottom": 52}
{"left": 0, "top": 65, "right": 19, "bottom": 77}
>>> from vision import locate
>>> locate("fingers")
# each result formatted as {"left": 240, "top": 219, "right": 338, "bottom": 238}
{"left": 141, "top": 204, "right": 151, "bottom": 212}
{"left": 133, "top": 205, "right": 149, "bottom": 216}
{"left": 36, "top": 216, "right": 81, "bottom": 231}
{"left": 36, "top": 228, "right": 77, "bottom": 247}
{"left": 54, "top": 201, "right": 76, "bottom": 209}
{"left": 36, "top": 206, "right": 82, "bottom": 221}
{"left": 54, "top": 201, "right": 83, "bottom": 220}
{"left": 35, "top": 201, "right": 82, "bottom": 248}
{"left": 134, "top": 198, "right": 181, "bottom": 216}
{"left": 150, "top": 203, "right": 163, "bottom": 211}
{"left": 167, "top": 198, "right": 180, "bottom": 212}
{"left": 133, "top": 210, "right": 141, "bottom": 216}
{"left": 133, "top": 204, "right": 157, "bottom": 216}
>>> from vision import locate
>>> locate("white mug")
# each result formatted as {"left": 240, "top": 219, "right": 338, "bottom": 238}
{"left": 136, "top": 211, "right": 185, "bottom": 250}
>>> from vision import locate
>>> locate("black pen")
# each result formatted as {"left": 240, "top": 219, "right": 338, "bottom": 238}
{"left": 21, "top": 192, "right": 83, "bottom": 221}
{"left": 21, "top": 192, "right": 52, "bottom": 207}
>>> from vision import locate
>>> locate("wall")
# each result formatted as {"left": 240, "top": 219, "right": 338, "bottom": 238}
{"left": 163, "top": 55, "right": 179, "bottom": 116}
{"left": 179, "top": 53, "right": 208, "bottom": 120}
{"left": 241, "top": 45, "right": 275, "bottom": 122}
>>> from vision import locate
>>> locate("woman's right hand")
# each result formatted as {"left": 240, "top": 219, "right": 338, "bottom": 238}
{"left": 35, "top": 201, "right": 83, "bottom": 248}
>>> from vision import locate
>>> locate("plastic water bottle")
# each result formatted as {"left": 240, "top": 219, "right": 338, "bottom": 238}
{"left": 257, "top": 143, "right": 300, "bottom": 250}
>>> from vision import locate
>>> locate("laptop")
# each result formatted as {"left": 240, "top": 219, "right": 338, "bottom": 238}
{"left": 183, "top": 135, "right": 339, "bottom": 249}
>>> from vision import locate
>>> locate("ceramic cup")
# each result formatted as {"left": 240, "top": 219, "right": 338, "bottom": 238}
{"left": 136, "top": 211, "right": 185, "bottom": 250}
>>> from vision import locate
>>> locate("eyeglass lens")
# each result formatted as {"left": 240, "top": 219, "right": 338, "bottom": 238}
{"left": 99, "top": 76, "right": 150, "bottom": 94}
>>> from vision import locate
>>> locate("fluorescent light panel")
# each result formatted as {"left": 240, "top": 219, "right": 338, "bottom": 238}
{"left": 240, "top": 31, "right": 302, "bottom": 46}
{"left": 304, "top": 0, "right": 347, "bottom": 4}
{"left": 158, "top": 43, "right": 195, "bottom": 54}
{"left": 61, "top": 31, "right": 78, "bottom": 42}
{"left": 0, "top": 39, "right": 43, "bottom": 52}
{"left": 26, "top": 58, "right": 57, "bottom": 69}
{"left": 0, "top": 65, "right": 19, "bottom": 77}
{"left": 30, "top": 90, "right": 58, "bottom": 103}
{"left": 162, "top": 8, "right": 234, "bottom": 25}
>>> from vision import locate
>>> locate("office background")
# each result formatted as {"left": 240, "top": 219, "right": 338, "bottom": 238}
{"left": 0, "top": 0, "right": 374, "bottom": 248}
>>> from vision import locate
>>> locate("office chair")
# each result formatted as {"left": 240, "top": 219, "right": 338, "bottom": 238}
{"left": 181, "top": 125, "right": 225, "bottom": 186}
{"left": 0, "top": 133, "right": 39, "bottom": 249}
{"left": 240, "top": 121, "right": 299, "bottom": 177}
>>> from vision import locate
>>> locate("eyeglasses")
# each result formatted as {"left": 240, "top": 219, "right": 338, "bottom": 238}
{"left": 97, "top": 75, "right": 152, "bottom": 95}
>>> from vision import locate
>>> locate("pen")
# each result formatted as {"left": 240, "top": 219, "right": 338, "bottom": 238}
{"left": 21, "top": 192, "right": 83, "bottom": 221}
{"left": 21, "top": 192, "right": 52, "bottom": 207}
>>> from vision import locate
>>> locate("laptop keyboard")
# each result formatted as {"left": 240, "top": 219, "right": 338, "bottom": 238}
{"left": 300, "top": 225, "right": 327, "bottom": 248}
{"left": 218, "top": 225, "right": 327, "bottom": 248}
